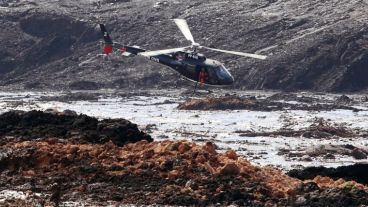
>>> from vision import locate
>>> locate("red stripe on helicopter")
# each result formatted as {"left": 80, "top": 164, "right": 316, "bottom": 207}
{"left": 120, "top": 47, "right": 127, "bottom": 53}
{"left": 104, "top": 44, "right": 113, "bottom": 55}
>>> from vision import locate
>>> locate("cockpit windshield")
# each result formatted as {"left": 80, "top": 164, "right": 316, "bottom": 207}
{"left": 215, "top": 65, "right": 231, "bottom": 80}
{"left": 212, "top": 65, "right": 234, "bottom": 85}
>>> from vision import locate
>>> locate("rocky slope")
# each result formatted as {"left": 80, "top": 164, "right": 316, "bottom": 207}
{"left": 0, "top": 0, "right": 368, "bottom": 91}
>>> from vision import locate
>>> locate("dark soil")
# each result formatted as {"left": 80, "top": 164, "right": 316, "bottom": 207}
{"left": 0, "top": 110, "right": 152, "bottom": 146}
{"left": 284, "top": 182, "right": 368, "bottom": 207}
{"left": 288, "top": 164, "right": 368, "bottom": 185}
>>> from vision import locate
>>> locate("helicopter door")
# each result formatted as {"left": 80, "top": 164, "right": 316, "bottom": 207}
{"left": 204, "top": 67, "right": 218, "bottom": 85}
{"left": 182, "top": 64, "right": 197, "bottom": 79}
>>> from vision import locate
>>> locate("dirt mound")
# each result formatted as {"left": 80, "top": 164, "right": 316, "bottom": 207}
{"left": 0, "top": 110, "right": 152, "bottom": 146}
{"left": 0, "top": 140, "right": 299, "bottom": 206}
{"left": 1, "top": 140, "right": 368, "bottom": 206}
{"left": 335, "top": 95, "right": 354, "bottom": 105}
{"left": 238, "top": 118, "right": 361, "bottom": 139}
{"left": 267, "top": 92, "right": 321, "bottom": 103}
{"left": 286, "top": 181, "right": 368, "bottom": 207}
{"left": 288, "top": 164, "right": 368, "bottom": 186}
{"left": 177, "top": 96, "right": 360, "bottom": 112}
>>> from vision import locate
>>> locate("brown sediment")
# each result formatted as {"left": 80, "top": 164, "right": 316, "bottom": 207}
{"left": 0, "top": 140, "right": 300, "bottom": 206}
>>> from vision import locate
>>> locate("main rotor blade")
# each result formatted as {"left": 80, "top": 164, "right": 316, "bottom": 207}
{"left": 174, "top": 19, "right": 195, "bottom": 44}
{"left": 203, "top": 47, "right": 267, "bottom": 60}
{"left": 139, "top": 47, "right": 188, "bottom": 57}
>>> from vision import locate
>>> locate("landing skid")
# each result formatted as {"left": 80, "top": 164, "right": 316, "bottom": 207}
{"left": 193, "top": 82, "right": 211, "bottom": 94}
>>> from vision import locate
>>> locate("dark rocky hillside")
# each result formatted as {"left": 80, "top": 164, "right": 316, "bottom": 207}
{"left": 0, "top": 0, "right": 367, "bottom": 92}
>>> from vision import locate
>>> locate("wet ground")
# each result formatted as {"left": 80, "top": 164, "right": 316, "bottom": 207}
{"left": 1, "top": 89, "right": 367, "bottom": 170}
{"left": 1, "top": 89, "right": 368, "bottom": 206}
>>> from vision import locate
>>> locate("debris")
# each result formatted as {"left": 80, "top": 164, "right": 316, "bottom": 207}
{"left": 238, "top": 118, "right": 360, "bottom": 139}
{"left": 335, "top": 95, "right": 353, "bottom": 105}
{"left": 351, "top": 148, "right": 367, "bottom": 160}
{"left": 288, "top": 164, "right": 368, "bottom": 185}
{"left": 178, "top": 96, "right": 361, "bottom": 111}
{"left": 0, "top": 110, "right": 152, "bottom": 146}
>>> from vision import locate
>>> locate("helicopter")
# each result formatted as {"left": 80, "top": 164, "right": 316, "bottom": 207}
{"left": 99, "top": 19, "right": 267, "bottom": 89}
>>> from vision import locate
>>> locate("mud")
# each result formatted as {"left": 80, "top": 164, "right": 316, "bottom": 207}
{"left": 177, "top": 95, "right": 361, "bottom": 112}
{"left": 284, "top": 182, "right": 368, "bottom": 207}
{"left": 1, "top": 110, "right": 368, "bottom": 206}
{"left": 38, "top": 92, "right": 101, "bottom": 102}
{"left": 237, "top": 118, "right": 364, "bottom": 139}
{"left": 0, "top": 140, "right": 299, "bottom": 206}
{"left": 288, "top": 164, "right": 368, "bottom": 185}
{"left": 1, "top": 140, "right": 368, "bottom": 206}
{"left": 0, "top": 110, "right": 152, "bottom": 146}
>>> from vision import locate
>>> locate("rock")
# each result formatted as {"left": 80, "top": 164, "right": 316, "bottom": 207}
{"left": 178, "top": 142, "right": 191, "bottom": 154}
{"left": 351, "top": 148, "right": 367, "bottom": 160}
{"left": 202, "top": 142, "right": 217, "bottom": 155}
{"left": 323, "top": 153, "right": 335, "bottom": 160}
{"left": 295, "top": 196, "right": 307, "bottom": 205}
{"left": 22, "top": 170, "right": 36, "bottom": 177}
{"left": 143, "top": 149, "right": 154, "bottom": 159}
{"left": 195, "top": 155, "right": 207, "bottom": 163}
{"left": 203, "top": 162, "right": 216, "bottom": 175}
{"left": 219, "top": 162, "right": 240, "bottom": 175}
{"left": 168, "top": 170, "right": 180, "bottom": 179}
{"left": 225, "top": 150, "right": 238, "bottom": 160}
{"left": 44, "top": 108, "right": 59, "bottom": 114}
{"left": 62, "top": 109, "right": 77, "bottom": 116}
{"left": 335, "top": 95, "right": 353, "bottom": 105}
{"left": 301, "top": 155, "right": 312, "bottom": 162}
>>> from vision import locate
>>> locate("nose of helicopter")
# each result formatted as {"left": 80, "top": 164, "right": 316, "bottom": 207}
{"left": 215, "top": 65, "right": 234, "bottom": 85}
{"left": 222, "top": 74, "right": 234, "bottom": 85}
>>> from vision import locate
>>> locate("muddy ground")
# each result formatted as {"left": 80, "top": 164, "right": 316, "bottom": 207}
{"left": 177, "top": 94, "right": 363, "bottom": 111}
{"left": 0, "top": 110, "right": 368, "bottom": 206}
{"left": 288, "top": 164, "right": 368, "bottom": 186}
{"left": 0, "top": 110, "right": 152, "bottom": 146}
{"left": 236, "top": 117, "right": 367, "bottom": 139}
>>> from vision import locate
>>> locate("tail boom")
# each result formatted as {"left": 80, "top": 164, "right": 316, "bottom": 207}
{"left": 99, "top": 24, "right": 145, "bottom": 56}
